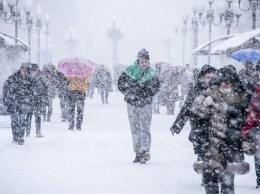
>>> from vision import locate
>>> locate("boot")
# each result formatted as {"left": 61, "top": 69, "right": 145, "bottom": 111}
{"left": 140, "top": 151, "right": 151, "bottom": 164}
{"left": 25, "top": 132, "right": 30, "bottom": 137}
{"left": 133, "top": 153, "right": 143, "bottom": 163}
{"left": 36, "top": 132, "right": 44, "bottom": 138}
{"left": 17, "top": 138, "right": 25, "bottom": 145}
{"left": 47, "top": 117, "right": 50, "bottom": 122}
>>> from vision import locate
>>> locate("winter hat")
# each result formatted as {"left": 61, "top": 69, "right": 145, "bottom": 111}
{"left": 29, "top": 63, "right": 39, "bottom": 71}
{"left": 224, "top": 64, "right": 237, "bottom": 74}
{"left": 137, "top": 49, "right": 150, "bottom": 60}
{"left": 215, "top": 67, "right": 239, "bottom": 84}
{"left": 20, "top": 62, "right": 30, "bottom": 69}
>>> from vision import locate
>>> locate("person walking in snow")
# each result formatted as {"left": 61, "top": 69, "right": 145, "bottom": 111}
{"left": 118, "top": 49, "right": 160, "bottom": 164}
{"left": 26, "top": 63, "right": 47, "bottom": 138}
{"left": 170, "top": 64, "right": 216, "bottom": 185}
{"left": 3, "top": 63, "right": 34, "bottom": 145}
{"left": 95, "top": 64, "right": 112, "bottom": 104}
{"left": 192, "top": 67, "right": 250, "bottom": 194}
{"left": 41, "top": 62, "right": 58, "bottom": 122}
{"left": 56, "top": 71, "right": 69, "bottom": 122}
{"left": 170, "top": 64, "right": 216, "bottom": 156}
{"left": 160, "top": 66, "right": 180, "bottom": 115}
{"left": 67, "top": 76, "right": 89, "bottom": 130}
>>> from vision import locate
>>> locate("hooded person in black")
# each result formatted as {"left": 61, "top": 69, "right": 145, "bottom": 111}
{"left": 170, "top": 64, "right": 216, "bottom": 161}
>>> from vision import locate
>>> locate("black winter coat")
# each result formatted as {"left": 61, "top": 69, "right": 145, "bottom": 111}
{"left": 170, "top": 65, "right": 216, "bottom": 147}
{"left": 118, "top": 72, "right": 160, "bottom": 108}
{"left": 31, "top": 74, "right": 48, "bottom": 113}
{"left": 3, "top": 71, "right": 34, "bottom": 114}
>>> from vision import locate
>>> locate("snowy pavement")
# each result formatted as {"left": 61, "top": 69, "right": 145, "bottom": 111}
{"left": 0, "top": 92, "right": 258, "bottom": 194}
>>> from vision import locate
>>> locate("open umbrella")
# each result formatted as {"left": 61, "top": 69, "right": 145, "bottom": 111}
{"left": 57, "top": 57, "right": 96, "bottom": 77}
{"left": 229, "top": 49, "right": 260, "bottom": 63}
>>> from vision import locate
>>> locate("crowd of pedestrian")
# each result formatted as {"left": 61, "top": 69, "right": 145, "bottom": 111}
{"left": 1, "top": 49, "right": 260, "bottom": 193}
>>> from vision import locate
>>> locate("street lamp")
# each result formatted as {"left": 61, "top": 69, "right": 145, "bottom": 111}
{"left": 0, "top": 0, "right": 22, "bottom": 43}
{"left": 198, "top": 0, "right": 242, "bottom": 65}
{"left": 35, "top": 5, "right": 43, "bottom": 66}
{"left": 215, "top": 0, "right": 242, "bottom": 35}
{"left": 162, "top": 32, "right": 174, "bottom": 62}
{"left": 238, "top": 0, "right": 260, "bottom": 30}
{"left": 181, "top": 12, "right": 190, "bottom": 66}
{"left": 183, "top": 1, "right": 206, "bottom": 66}
{"left": 42, "top": 14, "right": 50, "bottom": 62}
{"left": 107, "top": 17, "right": 123, "bottom": 76}
{"left": 65, "top": 28, "right": 80, "bottom": 57}
{"left": 20, "top": 0, "right": 33, "bottom": 62}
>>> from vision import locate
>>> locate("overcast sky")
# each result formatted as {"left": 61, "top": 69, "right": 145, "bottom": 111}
{"left": 1, "top": 0, "right": 258, "bottom": 69}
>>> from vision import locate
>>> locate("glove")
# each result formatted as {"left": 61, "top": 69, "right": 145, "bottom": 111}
{"left": 170, "top": 126, "right": 179, "bottom": 136}
{"left": 203, "top": 96, "right": 214, "bottom": 106}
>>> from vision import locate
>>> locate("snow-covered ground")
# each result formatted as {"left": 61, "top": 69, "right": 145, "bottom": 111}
{"left": 0, "top": 91, "right": 258, "bottom": 194}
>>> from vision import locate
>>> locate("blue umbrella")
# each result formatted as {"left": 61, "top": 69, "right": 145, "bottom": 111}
{"left": 230, "top": 49, "right": 260, "bottom": 62}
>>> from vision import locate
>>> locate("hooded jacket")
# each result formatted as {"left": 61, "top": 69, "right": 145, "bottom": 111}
{"left": 170, "top": 65, "right": 216, "bottom": 140}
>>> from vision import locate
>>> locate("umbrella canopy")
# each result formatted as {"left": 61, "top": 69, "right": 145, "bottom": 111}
{"left": 229, "top": 49, "right": 260, "bottom": 63}
{"left": 211, "top": 28, "right": 260, "bottom": 55}
{"left": 192, "top": 34, "right": 235, "bottom": 55}
{"left": 57, "top": 58, "right": 96, "bottom": 77}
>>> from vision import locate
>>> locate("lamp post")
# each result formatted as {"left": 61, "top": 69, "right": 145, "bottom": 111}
{"left": 65, "top": 28, "right": 80, "bottom": 57}
{"left": 0, "top": 0, "right": 22, "bottom": 43}
{"left": 20, "top": 0, "right": 33, "bottom": 63}
{"left": 107, "top": 17, "right": 123, "bottom": 76}
{"left": 162, "top": 32, "right": 174, "bottom": 62}
{"left": 215, "top": 0, "right": 242, "bottom": 35}
{"left": 181, "top": 13, "right": 189, "bottom": 66}
{"left": 35, "top": 5, "right": 43, "bottom": 66}
{"left": 183, "top": 2, "right": 206, "bottom": 66}
{"left": 238, "top": 0, "right": 260, "bottom": 30}
{"left": 42, "top": 14, "right": 50, "bottom": 63}
{"left": 198, "top": 0, "right": 242, "bottom": 65}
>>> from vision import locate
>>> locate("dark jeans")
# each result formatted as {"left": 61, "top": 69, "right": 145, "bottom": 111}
{"left": 11, "top": 112, "right": 27, "bottom": 140}
{"left": 68, "top": 91, "right": 85, "bottom": 129}
{"left": 100, "top": 87, "right": 109, "bottom": 104}
{"left": 203, "top": 171, "right": 235, "bottom": 194}
{"left": 43, "top": 97, "right": 53, "bottom": 120}
{"left": 26, "top": 112, "right": 41, "bottom": 134}
{"left": 60, "top": 96, "right": 68, "bottom": 120}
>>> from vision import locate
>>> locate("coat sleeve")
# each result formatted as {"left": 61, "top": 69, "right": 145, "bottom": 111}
{"left": 118, "top": 72, "right": 134, "bottom": 96}
{"left": 170, "top": 88, "right": 195, "bottom": 134}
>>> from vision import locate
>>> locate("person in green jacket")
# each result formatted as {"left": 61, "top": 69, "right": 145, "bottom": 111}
{"left": 118, "top": 49, "right": 160, "bottom": 164}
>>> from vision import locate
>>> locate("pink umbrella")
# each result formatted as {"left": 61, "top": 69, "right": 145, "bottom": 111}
{"left": 57, "top": 57, "right": 96, "bottom": 77}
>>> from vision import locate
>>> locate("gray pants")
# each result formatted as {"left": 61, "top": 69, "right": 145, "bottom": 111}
{"left": 127, "top": 104, "right": 152, "bottom": 154}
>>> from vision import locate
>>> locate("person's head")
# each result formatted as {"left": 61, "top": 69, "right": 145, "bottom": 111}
{"left": 20, "top": 63, "right": 29, "bottom": 77}
{"left": 224, "top": 64, "right": 237, "bottom": 74}
{"left": 244, "top": 61, "right": 254, "bottom": 72}
{"left": 196, "top": 64, "right": 216, "bottom": 87}
{"left": 137, "top": 49, "right": 150, "bottom": 68}
{"left": 29, "top": 63, "right": 39, "bottom": 77}
{"left": 203, "top": 72, "right": 215, "bottom": 84}
{"left": 215, "top": 67, "right": 241, "bottom": 93}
